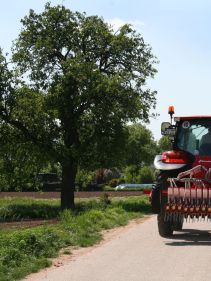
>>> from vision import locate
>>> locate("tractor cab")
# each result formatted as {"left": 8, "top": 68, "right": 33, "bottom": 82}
{"left": 162, "top": 115, "right": 211, "bottom": 157}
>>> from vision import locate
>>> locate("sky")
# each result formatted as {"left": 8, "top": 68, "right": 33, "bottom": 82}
{"left": 1, "top": 0, "right": 211, "bottom": 140}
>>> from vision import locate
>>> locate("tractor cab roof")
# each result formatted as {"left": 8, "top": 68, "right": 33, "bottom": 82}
{"left": 174, "top": 116, "right": 211, "bottom": 122}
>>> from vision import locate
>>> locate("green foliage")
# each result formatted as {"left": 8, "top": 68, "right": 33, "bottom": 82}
{"left": 124, "top": 165, "right": 139, "bottom": 183}
{"left": 0, "top": 144, "right": 49, "bottom": 192}
{"left": 103, "top": 185, "right": 115, "bottom": 191}
{"left": 123, "top": 165, "right": 155, "bottom": 184}
{"left": 0, "top": 196, "right": 150, "bottom": 280}
{"left": 107, "top": 178, "right": 119, "bottom": 187}
{"left": 75, "top": 169, "right": 95, "bottom": 191}
{"left": 99, "top": 193, "right": 111, "bottom": 207}
{"left": 157, "top": 135, "right": 171, "bottom": 153}
{"left": 113, "top": 196, "right": 151, "bottom": 213}
{"left": 0, "top": 227, "right": 67, "bottom": 281}
{"left": 124, "top": 123, "right": 157, "bottom": 167}
{"left": 0, "top": 3, "right": 157, "bottom": 208}
{"left": 136, "top": 166, "right": 155, "bottom": 183}
{"left": 0, "top": 108, "right": 61, "bottom": 191}
{"left": 0, "top": 198, "right": 60, "bottom": 221}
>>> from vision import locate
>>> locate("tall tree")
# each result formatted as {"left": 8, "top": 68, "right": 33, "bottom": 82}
{"left": 157, "top": 136, "right": 171, "bottom": 153}
{"left": 0, "top": 3, "right": 157, "bottom": 209}
{"left": 125, "top": 123, "right": 157, "bottom": 167}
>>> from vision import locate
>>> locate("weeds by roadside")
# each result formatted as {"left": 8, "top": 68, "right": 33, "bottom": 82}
{"left": 0, "top": 196, "right": 150, "bottom": 281}
{"left": 0, "top": 198, "right": 59, "bottom": 221}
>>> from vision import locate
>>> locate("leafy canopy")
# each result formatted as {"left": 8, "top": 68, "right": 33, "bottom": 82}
{"left": 11, "top": 3, "right": 157, "bottom": 165}
{"left": 0, "top": 3, "right": 158, "bottom": 207}
{"left": 125, "top": 123, "right": 157, "bottom": 167}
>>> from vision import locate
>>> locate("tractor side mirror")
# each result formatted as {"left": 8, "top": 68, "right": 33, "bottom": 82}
{"left": 161, "top": 122, "right": 176, "bottom": 136}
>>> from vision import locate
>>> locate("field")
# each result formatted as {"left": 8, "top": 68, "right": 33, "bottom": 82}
{"left": 0, "top": 195, "right": 150, "bottom": 281}
{"left": 0, "top": 191, "right": 144, "bottom": 199}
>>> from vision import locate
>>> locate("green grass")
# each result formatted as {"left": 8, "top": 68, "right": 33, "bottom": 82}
{"left": 0, "top": 196, "right": 150, "bottom": 281}
{"left": 0, "top": 198, "right": 60, "bottom": 221}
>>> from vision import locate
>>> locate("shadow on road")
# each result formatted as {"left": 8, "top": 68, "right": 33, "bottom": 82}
{"left": 165, "top": 228, "right": 211, "bottom": 246}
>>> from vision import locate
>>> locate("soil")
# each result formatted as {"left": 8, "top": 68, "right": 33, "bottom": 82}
{"left": 0, "top": 219, "right": 58, "bottom": 230}
{"left": 0, "top": 191, "right": 144, "bottom": 199}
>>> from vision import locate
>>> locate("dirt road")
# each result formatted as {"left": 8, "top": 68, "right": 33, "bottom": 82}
{"left": 23, "top": 215, "right": 211, "bottom": 281}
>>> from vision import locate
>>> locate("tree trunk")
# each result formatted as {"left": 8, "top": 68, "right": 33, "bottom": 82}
{"left": 61, "top": 162, "right": 77, "bottom": 210}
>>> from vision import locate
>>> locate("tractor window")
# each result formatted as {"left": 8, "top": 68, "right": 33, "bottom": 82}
{"left": 176, "top": 120, "right": 211, "bottom": 156}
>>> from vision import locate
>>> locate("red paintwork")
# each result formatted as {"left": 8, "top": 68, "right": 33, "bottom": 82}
{"left": 162, "top": 190, "right": 168, "bottom": 196}
{"left": 193, "top": 156, "right": 211, "bottom": 167}
{"left": 161, "top": 150, "right": 190, "bottom": 164}
{"left": 161, "top": 156, "right": 211, "bottom": 197}
{"left": 143, "top": 189, "right": 151, "bottom": 195}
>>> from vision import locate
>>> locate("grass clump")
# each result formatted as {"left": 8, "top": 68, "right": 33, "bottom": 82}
{"left": 0, "top": 198, "right": 60, "bottom": 221}
{"left": 0, "top": 196, "right": 150, "bottom": 280}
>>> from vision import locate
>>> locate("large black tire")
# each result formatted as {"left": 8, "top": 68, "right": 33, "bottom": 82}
{"left": 151, "top": 184, "right": 161, "bottom": 214}
{"left": 151, "top": 171, "right": 177, "bottom": 214}
{"left": 172, "top": 216, "right": 184, "bottom": 231}
{"left": 157, "top": 211, "right": 173, "bottom": 237}
{"left": 155, "top": 170, "right": 179, "bottom": 237}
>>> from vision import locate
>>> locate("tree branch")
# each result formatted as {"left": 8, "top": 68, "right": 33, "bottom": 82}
{"left": 0, "top": 110, "right": 63, "bottom": 162}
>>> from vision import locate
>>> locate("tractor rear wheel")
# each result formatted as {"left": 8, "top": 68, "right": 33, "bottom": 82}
{"left": 151, "top": 184, "right": 161, "bottom": 214}
{"left": 155, "top": 170, "right": 179, "bottom": 237}
{"left": 172, "top": 216, "right": 183, "bottom": 231}
{"left": 157, "top": 211, "right": 173, "bottom": 237}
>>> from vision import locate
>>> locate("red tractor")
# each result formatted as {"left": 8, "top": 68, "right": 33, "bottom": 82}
{"left": 151, "top": 106, "right": 211, "bottom": 237}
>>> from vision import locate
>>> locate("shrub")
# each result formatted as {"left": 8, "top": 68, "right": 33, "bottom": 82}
{"left": 123, "top": 165, "right": 139, "bottom": 183}
{"left": 103, "top": 185, "right": 115, "bottom": 191}
{"left": 107, "top": 178, "right": 119, "bottom": 187}
{"left": 137, "top": 166, "right": 155, "bottom": 183}
{"left": 99, "top": 193, "right": 111, "bottom": 207}
{"left": 75, "top": 170, "right": 95, "bottom": 191}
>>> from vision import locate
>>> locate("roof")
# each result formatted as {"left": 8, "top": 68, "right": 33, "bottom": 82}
{"left": 174, "top": 116, "right": 211, "bottom": 121}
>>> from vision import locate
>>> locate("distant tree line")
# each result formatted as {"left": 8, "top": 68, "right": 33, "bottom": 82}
{"left": 0, "top": 120, "right": 171, "bottom": 192}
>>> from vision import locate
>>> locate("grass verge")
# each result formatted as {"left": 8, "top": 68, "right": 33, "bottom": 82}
{"left": 0, "top": 196, "right": 150, "bottom": 281}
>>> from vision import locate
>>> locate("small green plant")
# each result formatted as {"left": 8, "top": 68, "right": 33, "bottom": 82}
{"left": 100, "top": 193, "right": 111, "bottom": 207}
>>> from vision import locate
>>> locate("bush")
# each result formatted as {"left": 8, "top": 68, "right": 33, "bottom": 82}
{"left": 107, "top": 178, "right": 119, "bottom": 187}
{"left": 122, "top": 165, "right": 155, "bottom": 184}
{"left": 75, "top": 170, "right": 95, "bottom": 191}
{"left": 103, "top": 185, "right": 115, "bottom": 191}
{"left": 137, "top": 166, "right": 155, "bottom": 183}
{"left": 123, "top": 165, "right": 139, "bottom": 183}
{"left": 94, "top": 168, "right": 121, "bottom": 184}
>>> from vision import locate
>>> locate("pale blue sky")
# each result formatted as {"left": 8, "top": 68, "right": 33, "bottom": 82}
{"left": 1, "top": 0, "right": 211, "bottom": 140}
